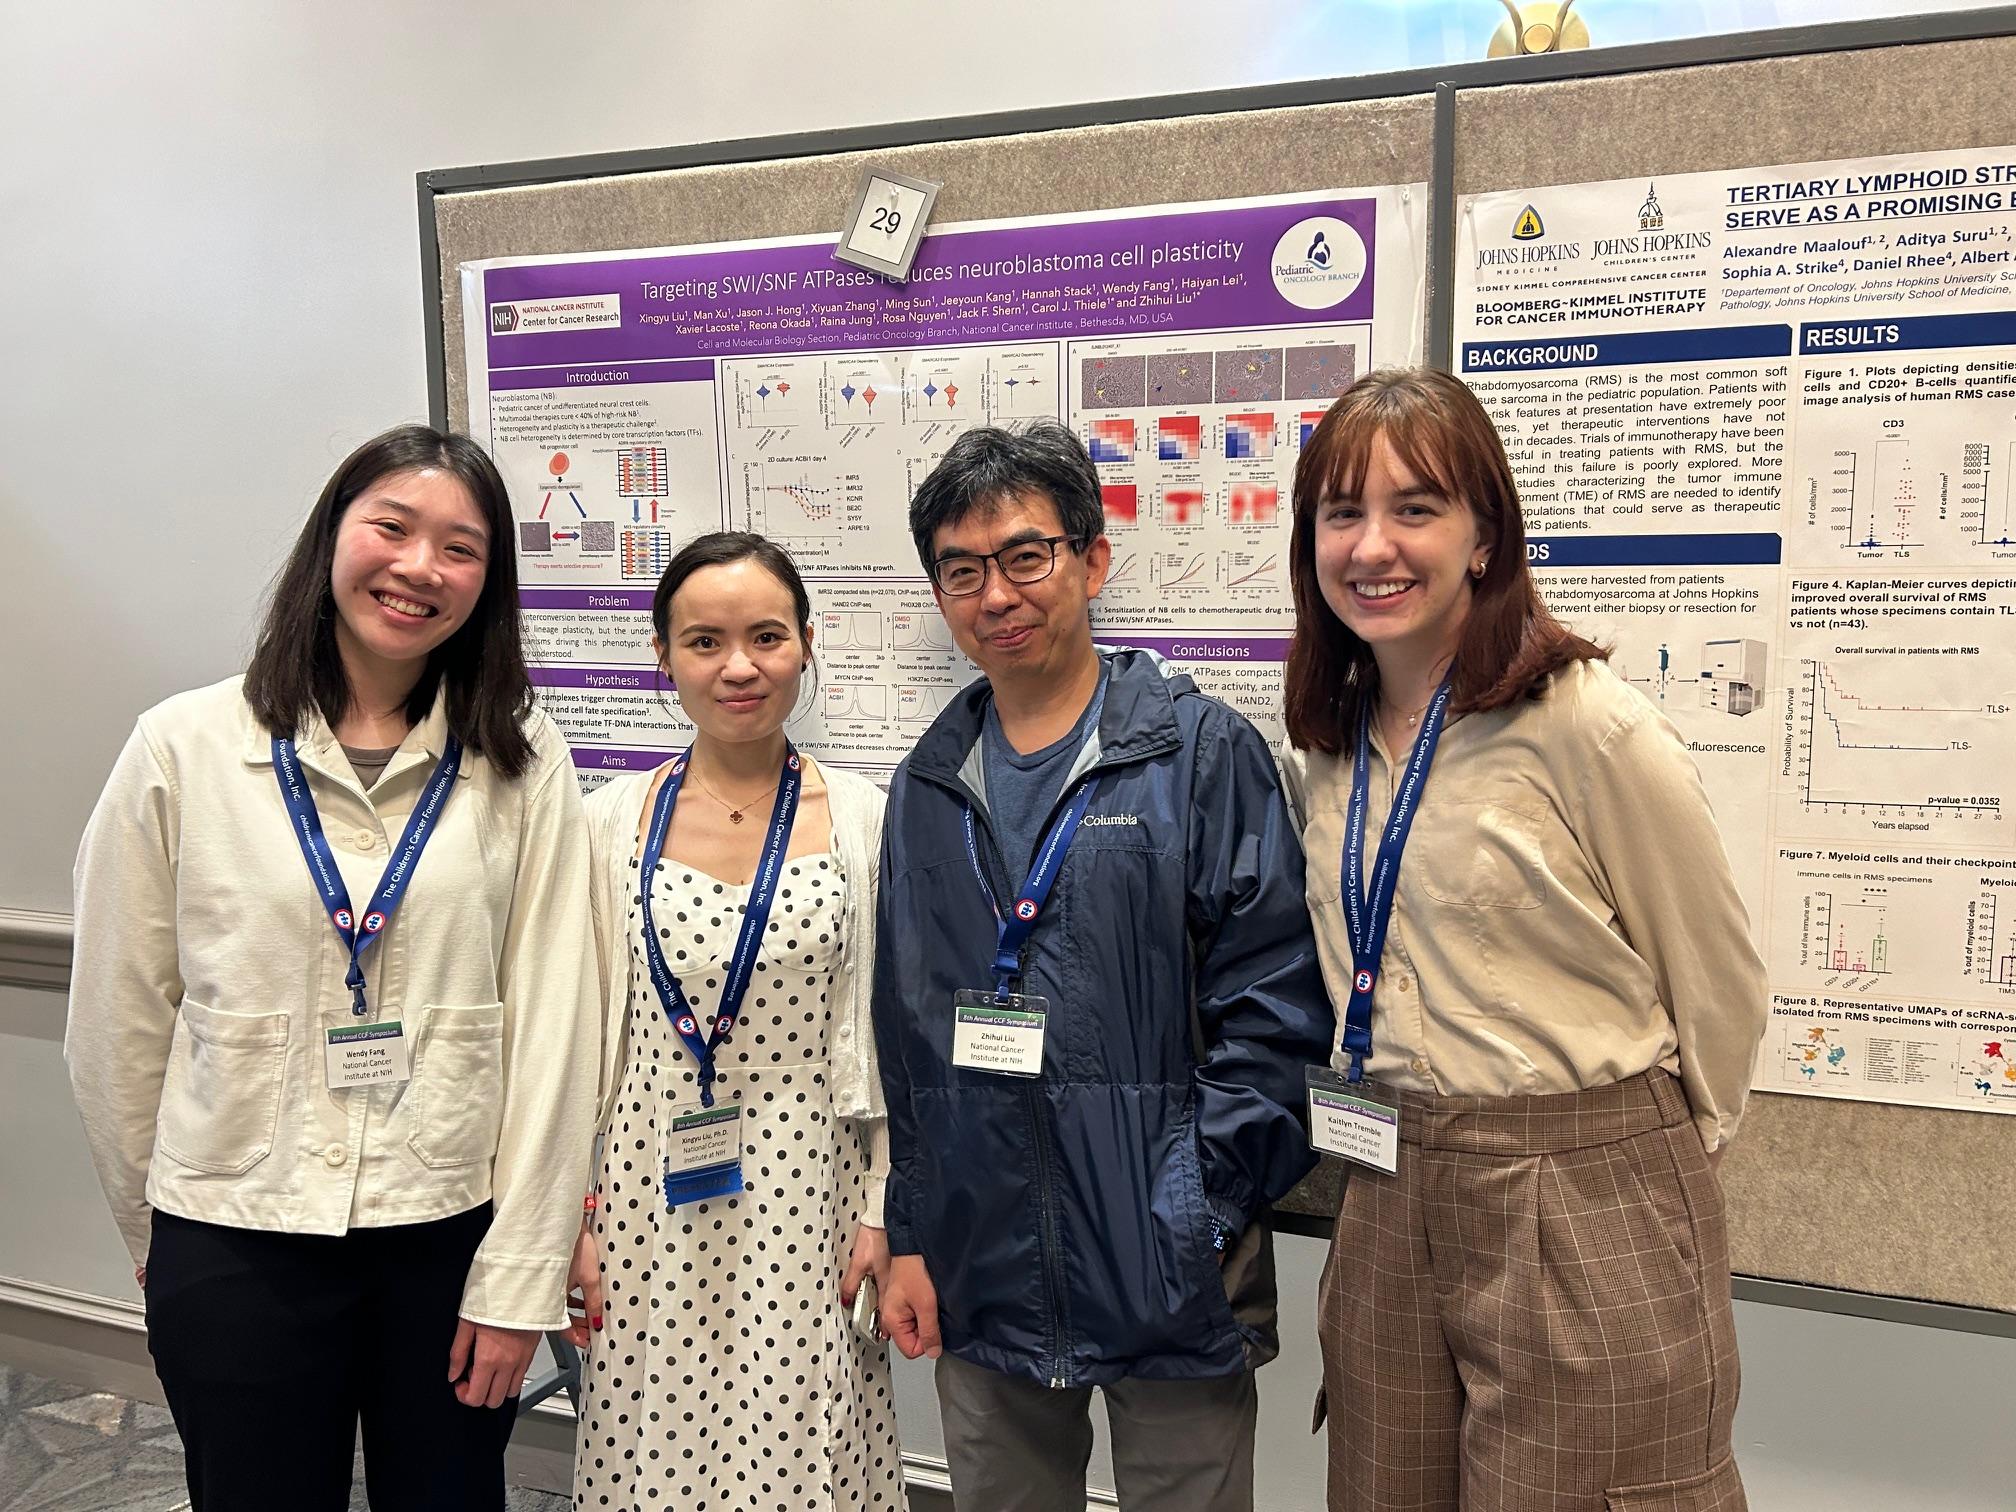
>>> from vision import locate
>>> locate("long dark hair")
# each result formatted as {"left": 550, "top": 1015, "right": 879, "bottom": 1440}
{"left": 242, "top": 425, "right": 534, "bottom": 778}
{"left": 1284, "top": 368, "right": 1604, "bottom": 755}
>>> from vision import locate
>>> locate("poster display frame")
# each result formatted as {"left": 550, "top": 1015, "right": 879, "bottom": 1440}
{"left": 416, "top": 5, "right": 2016, "bottom": 1336}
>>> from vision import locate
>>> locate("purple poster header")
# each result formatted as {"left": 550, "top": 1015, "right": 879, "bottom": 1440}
{"left": 489, "top": 357, "right": 714, "bottom": 391}
{"left": 481, "top": 197, "right": 1378, "bottom": 368}
{"left": 1096, "top": 633, "right": 1291, "bottom": 663}
{"left": 530, "top": 665, "right": 656, "bottom": 690}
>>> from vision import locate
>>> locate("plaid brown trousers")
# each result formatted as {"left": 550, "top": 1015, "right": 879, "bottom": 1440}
{"left": 1317, "top": 1070, "right": 1746, "bottom": 1511}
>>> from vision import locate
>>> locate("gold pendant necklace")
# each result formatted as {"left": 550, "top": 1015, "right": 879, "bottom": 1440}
{"left": 689, "top": 769, "right": 780, "bottom": 824}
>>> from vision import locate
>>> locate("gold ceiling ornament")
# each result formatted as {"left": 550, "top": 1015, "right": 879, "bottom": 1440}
{"left": 1488, "top": 0, "right": 1591, "bottom": 57}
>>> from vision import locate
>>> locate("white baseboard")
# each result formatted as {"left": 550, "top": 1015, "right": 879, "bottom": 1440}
{"left": 0, "top": 1272, "right": 144, "bottom": 1331}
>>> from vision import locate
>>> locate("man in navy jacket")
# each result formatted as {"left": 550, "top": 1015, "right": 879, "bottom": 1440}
{"left": 874, "top": 421, "right": 1332, "bottom": 1511}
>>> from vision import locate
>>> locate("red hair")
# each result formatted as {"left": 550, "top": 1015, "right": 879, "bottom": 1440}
{"left": 1283, "top": 368, "right": 1604, "bottom": 754}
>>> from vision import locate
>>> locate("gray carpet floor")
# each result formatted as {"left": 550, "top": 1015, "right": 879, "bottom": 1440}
{"left": 0, "top": 1363, "right": 569, "bottom": 1510}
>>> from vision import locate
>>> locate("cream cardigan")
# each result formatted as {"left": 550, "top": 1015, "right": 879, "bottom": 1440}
{"left": 584, "top": 759, "right": 890, "bottom": 1224}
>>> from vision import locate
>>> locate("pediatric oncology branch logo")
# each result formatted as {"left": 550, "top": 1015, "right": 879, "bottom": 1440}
{"left": 1270, "top": 216, "right": 1367, "bottom": 310}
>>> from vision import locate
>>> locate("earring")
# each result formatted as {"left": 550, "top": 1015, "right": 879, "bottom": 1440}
{"left": 1471, "top": 558, "right": 1488, "bottom": 578}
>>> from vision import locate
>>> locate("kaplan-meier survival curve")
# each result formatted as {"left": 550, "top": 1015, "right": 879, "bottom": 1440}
{"left": 1790, "top": 657, "right": 2011, "bottom": 823}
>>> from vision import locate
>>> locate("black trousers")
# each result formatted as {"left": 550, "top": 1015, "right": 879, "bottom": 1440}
{"left": 145, "top": 1203, "right": 519, "bottom": 1512}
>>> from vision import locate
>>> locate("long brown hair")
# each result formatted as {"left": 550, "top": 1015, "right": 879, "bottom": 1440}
{"left": 1283, "top": 368, "right": 1603, "bottom": 754}
{"left": 242, "top": 425, "right": 535, "bottom": 778}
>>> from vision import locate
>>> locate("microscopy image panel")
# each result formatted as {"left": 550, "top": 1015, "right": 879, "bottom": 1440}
{"left": 1144, "top": 351, "right": 1213, "bottom": 407}
{"left": 1286, "top": 344, "right": 1358, "bottom": 402}
{"left": 1214, "top": 348, "right": 1282, "bottom": 404}
{"left": 1080, "top": 355, "right": 1146, "bottom": 410}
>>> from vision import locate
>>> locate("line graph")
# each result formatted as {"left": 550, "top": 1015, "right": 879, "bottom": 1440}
{"left": 741, "top": 461, "right": 864, "bottom": 542}
{"left": 1227, "top": 552, "right": 1279, "bottom": 590}
{"left": 1155, "top": 552, "right": 1211, "bottom": 591}
{"left": 1792, "top": 658, "right": 2009, "bottom": 821}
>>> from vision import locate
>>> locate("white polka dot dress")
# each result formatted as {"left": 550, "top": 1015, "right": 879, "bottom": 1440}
{"left": 574, "top": 853, "right": 905, "bottom": 1510}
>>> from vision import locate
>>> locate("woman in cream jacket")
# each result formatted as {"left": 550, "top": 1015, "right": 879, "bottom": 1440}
{"left": 67, "top": 425, "right": 599, "bottom": 1512}
{"left": 564, "top": 530, "right": 902, "bottom": 1510}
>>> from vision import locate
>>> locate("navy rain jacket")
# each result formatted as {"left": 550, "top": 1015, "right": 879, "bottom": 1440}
{"left": 873, "top": 649, "right": 1332, "bottom": 1386}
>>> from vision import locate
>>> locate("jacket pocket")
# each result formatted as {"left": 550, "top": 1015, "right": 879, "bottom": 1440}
{"left": 1170, "top": 1125, "right": 1241, "bottom": 1343}
{"left": 407, "top": 1003, "right": 506, "bottom": 1169}
{"left": 1605, "top": 1453, "right": 1747, "bottom": 1511}
{"left": 157, "top": 1001, "right": 289, "bottom": 1176}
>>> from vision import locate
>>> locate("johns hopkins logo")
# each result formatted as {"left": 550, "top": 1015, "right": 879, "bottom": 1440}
{"left": 333, "top": 909, "right": 354, "bottom": 932}
{"left": 1353, "top": 968, "right": 1375, "bottom": 994}
{"left": 362, "top": 911, "right": 387, "bottom": 934}
{"left": 1013, "top": 898, "right": 1039, "bottom": 922}
{"left": 1270, "top": 216, "right": 1367, "bottom": 311}
{"left": 489, "top": 303, "right": 519, "bottom": 334}
{"left": 1637, "top": 182, "right": 1665, "bottom": 231}
{"left": 1512, "top": 205, "right": 1545, "bottom": 240}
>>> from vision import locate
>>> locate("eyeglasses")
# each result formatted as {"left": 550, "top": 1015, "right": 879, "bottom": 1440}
{"left": 928, "top": 534, "right": 1083, "bottom": 597}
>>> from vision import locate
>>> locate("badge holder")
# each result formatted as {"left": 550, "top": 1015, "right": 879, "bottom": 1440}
{"left": 661, "top": 1098, "right": 747, "bottom": 1209}
{"left": 951, "top": 989, "right": 1048, "bottom": 1077}
{"left": 1305, "top": 1066, "right": 1400, "bottom": 1174}
{"left": 324, "top": 1017, "right": 410, "bottom": 1090}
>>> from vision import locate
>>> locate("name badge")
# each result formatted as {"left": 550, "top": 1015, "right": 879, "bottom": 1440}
{"left": 1305, "top": 1066, "right": 1399, "bottom": 1174}
{"left": 951, "top": 989, "right": 1047, "bottom": 1077}
{"left": 661, "top": 1099, "right": 746, "bottom": 1209}
{"left": 324, "top": 1021, "right": 410, "bottom": 1089}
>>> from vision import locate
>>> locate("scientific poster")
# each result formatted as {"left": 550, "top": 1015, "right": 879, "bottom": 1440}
{"left": 463, "top": 187, "right": 1426, "bottom": 778}
{"left": 1458, "top": 145, "right": 2016, "bottom": 1114}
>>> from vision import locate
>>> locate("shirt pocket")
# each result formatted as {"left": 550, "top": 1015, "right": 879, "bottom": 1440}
{"left": 1414, "top": 802, "right": 1547, "bottom": 911}
{"left": 407, "top": 1003, "right": 506, "bottom": 1169}
{"left": 156, "top": 1001, "right": 290, "bottom": 1176}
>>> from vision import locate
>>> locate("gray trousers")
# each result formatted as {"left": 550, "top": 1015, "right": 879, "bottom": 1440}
{"left": 935, "top": 1352, "right": 1258, "bottom": 1512}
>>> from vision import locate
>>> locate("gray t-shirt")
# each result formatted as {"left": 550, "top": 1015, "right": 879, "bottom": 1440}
{"left": 980, "top": 663, "right": 1109, "bottom": 882}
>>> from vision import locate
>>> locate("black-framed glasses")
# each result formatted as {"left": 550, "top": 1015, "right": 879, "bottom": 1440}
{"left": 929, "top": 534, "right": 1083, "bottom": 597}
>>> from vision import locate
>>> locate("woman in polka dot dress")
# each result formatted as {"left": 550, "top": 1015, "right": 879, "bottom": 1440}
{"left": 566, "top": 532, "right": 904, "bottom": 1510}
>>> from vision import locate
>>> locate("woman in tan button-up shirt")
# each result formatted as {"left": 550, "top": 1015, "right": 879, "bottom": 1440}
{"left": 67, "top": 425, "right": 598, "bottom": 1512}
{"left": 1280, "top": 370, "right": 1766, "bottom": 1512}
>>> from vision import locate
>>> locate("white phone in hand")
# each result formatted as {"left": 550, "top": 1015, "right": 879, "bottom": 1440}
{"left": 850, "top": 1274, "right": 884, "bottom": 1344}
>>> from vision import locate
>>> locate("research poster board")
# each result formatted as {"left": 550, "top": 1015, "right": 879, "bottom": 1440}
{"left": 461, "top": 186, "right": 1426, "bottom": 780}
{"left": 1457, "top": 144, "right": 2016, "bottom": 1117}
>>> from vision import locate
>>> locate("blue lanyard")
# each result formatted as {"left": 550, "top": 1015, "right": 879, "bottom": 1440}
{"left": 273, "top": 734, "right": 462, "bottom": 1017}
{"left": 963, "top": 777, "right": 1100, "bottom": 997}
{"left": 1338, "top": 674, "right": 1453, "bottom": 1082}
{"left": 638, "top": 746, "right": 802, "bottom": 1108}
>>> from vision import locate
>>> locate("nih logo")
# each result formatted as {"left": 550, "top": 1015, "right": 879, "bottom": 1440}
{"left": 490, "top": 304, "right": 520, "bottom": 334}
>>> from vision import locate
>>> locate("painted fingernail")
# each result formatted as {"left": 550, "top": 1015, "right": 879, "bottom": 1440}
{"left": 592, "top": 1315, "right": 603, "bottom": 1330}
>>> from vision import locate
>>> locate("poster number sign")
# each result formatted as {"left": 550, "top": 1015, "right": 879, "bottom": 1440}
{"left": 834, "top": 167, "right": 940, "bottom": 281}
